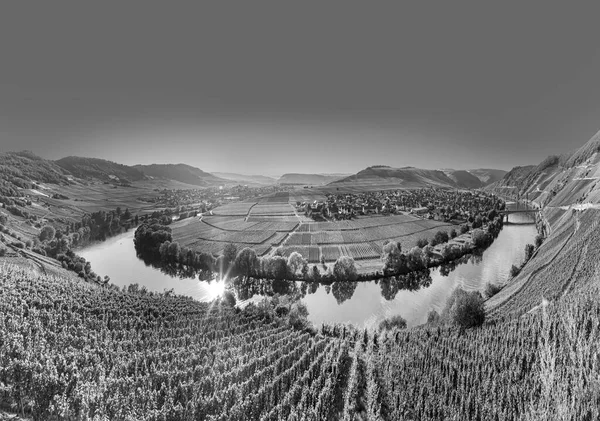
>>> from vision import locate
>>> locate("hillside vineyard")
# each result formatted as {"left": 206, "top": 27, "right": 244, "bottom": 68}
{"left": 1, "top": 263, "right": 599, "bottom": 420}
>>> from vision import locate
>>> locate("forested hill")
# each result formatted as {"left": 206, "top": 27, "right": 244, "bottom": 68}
{"left": 134, "top": 163, "right": 226, "bottom": 187}
{"left": 56, "top": 156, "right": 146, "bottom": 184}
{"left": 0, "top": 151, "right": 70, "bottom": 195}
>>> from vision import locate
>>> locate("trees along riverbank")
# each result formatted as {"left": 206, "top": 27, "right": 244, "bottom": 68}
{"left": 133, "top": 213, "right": 505, "bottom": 288}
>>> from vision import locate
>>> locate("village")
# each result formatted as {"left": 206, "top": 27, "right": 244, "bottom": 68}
{"left": 299, "top": 188, "right": 505, "bottom": 224}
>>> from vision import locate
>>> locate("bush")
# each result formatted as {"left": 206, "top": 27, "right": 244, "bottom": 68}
{"left": 485, "top": 282, "right": 502, "bottom": 298}
{"left": 379, "top": 315, "right": 407, "bottom": 331}
{"left": 0, "top": 246, "right": 6, "bottom": 256}
{"left": 448, "top": 289, "right": 485, "bottom": 328}
{"left": 450, "top": 229, "right": 458, "bottom": 239}
{"left": 460, "top": 224, "right": 469, "bottom": 234}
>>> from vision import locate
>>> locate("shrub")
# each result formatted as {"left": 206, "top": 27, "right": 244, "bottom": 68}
{"left": 460, "top": 224, "right": 469, "bottom": 234}
{"left": 448, "top": 289, "right": 485, "bottom": 328}
{"left": 485, "top": 282, "right": 502, "bottom": 298}
{"left": 450, "top": 229, "right": 458, "bottom": 239}
{"left": 379, "top": 315, "right": 407, "bottom": 331}
{"left": 0, "top": 246, "right": 6, "bottom": 257}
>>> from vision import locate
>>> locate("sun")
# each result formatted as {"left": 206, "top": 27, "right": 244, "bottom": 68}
{"left": 205, "top": 278, "right": 226, "bottom": 300}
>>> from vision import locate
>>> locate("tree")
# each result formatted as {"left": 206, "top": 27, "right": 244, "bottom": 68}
{"left": 221, "top": 290, "right": 237, "bottom": 307}
{"left": 510, "top": 264, "right": 521, "bottom": 277}
{"left": 39, "top": 225, "right": 56, "bottom": 242}
{"left": 222, "top": 243, "right": 238, "bottom": 275}
{"left": 287, "top": 252, "right": 306, "bottom": 277}
{"left": 448, "top": 289, "right": 485, "bottom": 328}
{"left": 471, "top": 229, "right": 490, "bottom": 248}
{"left": 416, "top": 238, "right": 428, "bottom": 248}
{"left": 450, "top": 229, "right": 457, "bottom": 239}
{"left": 485, "top": 282, "right": 502, "bottom": 298}
{"left": 535, "top": 234, "right": 544, "bottom": 248}
{"left": 333, "top": 256, "right": 358, "bottom": 281}
{"left": 0, "top": 212, "right": 7, "bottom": 226}
{"left": 235, "top": 248, "right": 258, "bottom": 279}
{"left": 382, "top": 241, "right": 404, "bottom": 272}
{"left": 524, "top": 243, "right": 535, "bottom": 262}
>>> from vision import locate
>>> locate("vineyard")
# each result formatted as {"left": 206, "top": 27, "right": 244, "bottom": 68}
{"left": 170, "top": 197, "right": 455, "bottom": 267}
{"left": 487, "top": 209, "right": 600, "bottom": 319}
{"left": 1, "top": 262, "right": 599, "bottom": 420}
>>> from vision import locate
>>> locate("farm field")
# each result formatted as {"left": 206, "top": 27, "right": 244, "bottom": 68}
{"left": 173, "top": 199, "right": 457, "bottom": 269}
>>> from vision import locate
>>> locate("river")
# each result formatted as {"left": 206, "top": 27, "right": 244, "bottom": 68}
{"left": 79, "top": 205, "right": 536, "bottom": 328}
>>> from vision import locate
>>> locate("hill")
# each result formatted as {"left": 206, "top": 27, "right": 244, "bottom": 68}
{"left": 467, "top": 168, "right": 507, "bottom": 185}
{"left": 0, "top": 151, "right": 70, "bottom": 195}
{"left": 484, "top": 128, "right": 600, "bottom": 319}
{"left": 442, "top": 169, "right": 484, "bottom": 189}
{"left": 56, "top": 156, "right": 145, "bottom": 184}
{"left": 278, "top": 173, "right": 350, "bottom": 185}
{"left": 0, "top": 261, "right": 597, "bottom": 420}
{"left": 134, "top": 163, "right": 226, "bottom": 187}
{"left": 330, "top": 166, "right": 460, "bottom": 190}
{"left": 212, "top": 171, "right": 276, "bottom": 185}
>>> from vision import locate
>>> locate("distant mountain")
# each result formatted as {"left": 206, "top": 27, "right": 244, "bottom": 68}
{"left": 278, "top": 173, "right": 351, "bottom": 185}
{"left": 56, "top": 156, "right": 145, "bottom": 184}
{"left": 331, "top": 166, "right": 459, "bottom": 189}
{"left": 211, "top": 172, "right": 276, "bottom": 185}
{"left": 134, "top": 163, "right": 225, "bottom": 187}
{"left": 442, "top": 170, "right": 484, "bottom": 189}
{"left": 467, "top": 169, "right": 508, "bottom": 185}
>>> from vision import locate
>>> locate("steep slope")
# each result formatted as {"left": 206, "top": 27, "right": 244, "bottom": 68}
{"left": 0, "top": 151, "right": 70, "bottom": 195}
{"left": 442, "top": 169, "right": 484, "bottom": 189}
{"left": 467, "top": 168, "right": 507, "bottom": 185}
{"left": 212, "top": 172, "right": 276, "bottom": 185}
{"left": 56, "top": 156, "right": 145, "bottom": 184}
{"left": 330, "top": 166, "right": 459, "bottom": 190}
{"left": 277, "top": 173, "right": 350, "bottom": 185}
{"left": 134, "top": 163, "right": 226, "bottom": 187}
{"left": 486, "top": 128, "right": 600, "bottom": 318}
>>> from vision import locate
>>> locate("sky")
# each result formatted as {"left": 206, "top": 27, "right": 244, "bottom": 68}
{"left": 2, "top": 2, "right": 600, "bottom": 176}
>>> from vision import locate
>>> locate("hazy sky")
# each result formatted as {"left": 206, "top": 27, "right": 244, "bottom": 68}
{"left": 2, "top": 2, "right": 600, "bottom": 176}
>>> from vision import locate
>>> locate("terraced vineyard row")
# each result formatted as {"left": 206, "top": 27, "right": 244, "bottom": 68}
{"left": 1, "top": 262, "right": 598, "bottom": 420}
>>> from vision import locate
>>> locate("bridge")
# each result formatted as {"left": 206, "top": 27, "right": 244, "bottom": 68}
{"left": 498, "top": 208, "right": 540, "bottom": 224}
